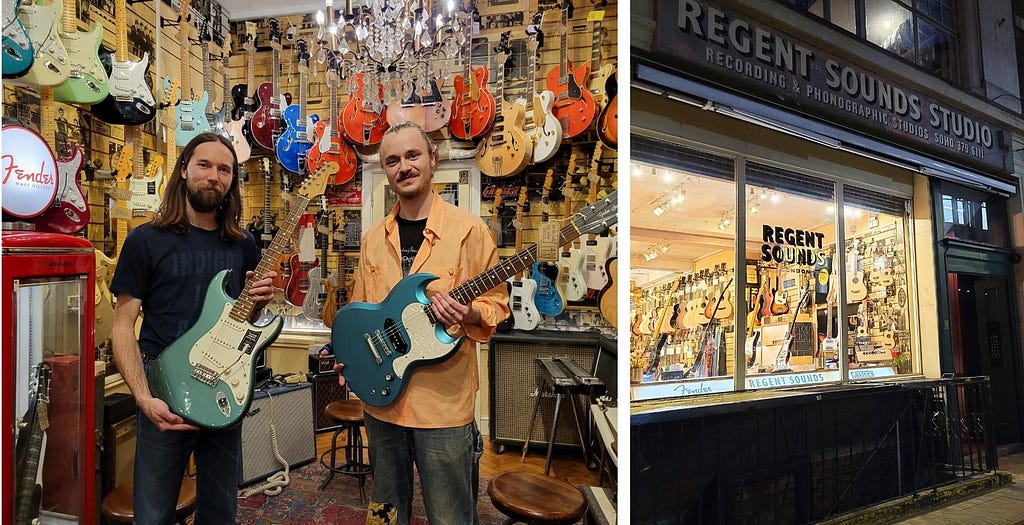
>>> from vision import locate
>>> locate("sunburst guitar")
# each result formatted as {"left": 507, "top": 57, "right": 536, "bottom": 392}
{"left": 147, "top": 161, "right": 337, "bottom": 429}
{"left": 476, "top": 32, "right": 531, "bottom": 178}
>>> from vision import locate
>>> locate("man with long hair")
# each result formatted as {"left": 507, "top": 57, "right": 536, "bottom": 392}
{"left": 110, "top": 132, "right": 277, "bottom": 523}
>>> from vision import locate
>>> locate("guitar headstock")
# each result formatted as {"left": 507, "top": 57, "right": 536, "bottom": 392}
{"left": 296, "top": 39, "right": 310, "bottom": 74}
{"left": 268, "top": 18, "right": 282, "bottom": 50}
{"left": 260, "top": 157, "right": 271, "bottom": 179}
{"left": 145, "top": 155, "right": 165, "bottom": 179}
{"left": 324, "top": 48, "right": 341, "bottom": 88}
{"left": 512, "top": 186, "right": 528, "bottom": 230}
{"left": 114, "top": 146, "right": 134, "bottom": 187}
{"left": 243, "top": 22, "right": 257, "bottom": 52}
{"left": 296, "top": 161, "right": 337, "bottom": 200}
{"left": 494, "top": 31, "right": 511, "bottom": 63}
{"left": 176, "top": 0, "right": 193, "bottom": 37}
{"left": 572, "top": 189, "right": 617, "bottom": 236}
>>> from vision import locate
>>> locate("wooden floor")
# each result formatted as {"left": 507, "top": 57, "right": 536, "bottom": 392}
{"left": 314, "top": 427, "right": 602, "bottom": 488}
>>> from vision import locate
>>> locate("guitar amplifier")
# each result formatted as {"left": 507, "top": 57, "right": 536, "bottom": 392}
{"left": 240, "top": 382, "right": 317, "bottom": 486}
{"left": 307, "top": 370, "right": 348, "bottom": 433}
{"left": 489, "top": 331, "right": 601, "bottom": 450}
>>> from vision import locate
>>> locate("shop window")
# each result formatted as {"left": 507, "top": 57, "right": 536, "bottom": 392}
{"left": 939, "top": 183, "right": 1008, "bottom": 247}
{"left": 632, "top": 137, "right": 918, "bottom": 395}
{"left": 842, "top": 187, "right": 914, "bottom": 375}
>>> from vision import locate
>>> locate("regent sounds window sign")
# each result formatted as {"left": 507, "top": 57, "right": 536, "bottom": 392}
{"left": 761, "top": 224, "right": 826, "bottom": 266}
{"left": 2, "top": 126, "right": 57, "bottom": 218}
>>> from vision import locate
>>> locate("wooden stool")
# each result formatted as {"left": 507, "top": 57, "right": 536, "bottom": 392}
{"left": 488, "top": 471, "right": 587, "bottom": 524}
{"left": 320, "top": 399, "right": 372, "bottom": 503}
{"left": 101, "top": 476, "right": 196, "bottom": 524}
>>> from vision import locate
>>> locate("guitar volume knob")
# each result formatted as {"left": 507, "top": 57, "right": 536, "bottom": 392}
{"left": 385, "top": 373, "right": 394, "bottom": 382}
{"left": 381, "top": 387, "right": 390, "bottom": 397}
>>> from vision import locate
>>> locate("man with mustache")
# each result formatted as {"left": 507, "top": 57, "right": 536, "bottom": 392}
{"left": 110, "top": 133, "right": 277, "bottom": 524}
{"left": 334, "top": 121, "right": 509, "bottom": 524}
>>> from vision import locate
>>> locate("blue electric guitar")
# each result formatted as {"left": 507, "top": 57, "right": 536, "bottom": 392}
{"left": 276, "top": 39, "right": 319, "bottom": 174}
{"left": 148, "top": 161, "right": 338, "bottom": 429}
{"left": 172, "top": 0, "right": 212, "bottom": 146}
{"left": 333, "top": 190, "right": 618, "bottom": 407}
{"left": 2, "top": 0, "right": 33, "bottom": 76}
{"left": 530, "top": 171, "right": 564, "bottom": 316}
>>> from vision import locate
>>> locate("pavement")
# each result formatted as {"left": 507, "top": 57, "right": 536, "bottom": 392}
{"left": 887, "top": 449, "right": 1024, "bottom": 524}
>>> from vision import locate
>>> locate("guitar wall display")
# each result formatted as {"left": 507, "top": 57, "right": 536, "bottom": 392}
{"left": 16, "top": 0, "right": 70, "bottom": 87}
{"left": 54, "top": 0, "right": 108, "bottom": 104}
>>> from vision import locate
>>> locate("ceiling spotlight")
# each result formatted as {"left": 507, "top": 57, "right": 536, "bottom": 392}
{"left": 652, "top": 204, "right": 666, "bottom": 217}
{"left": 671, "top": 190, "right": 686, "bottom": 204}
{"left": 770, "top": 193, "right": 780, "bottom": 204}
{"left": 660, "top": 245, "right": 670, "bottom": 253}
{"left": 759, "top": 190, "right": 769, "bottom": 201}
{"left": 750, "top": 204, "right": 759, "bottom": 214}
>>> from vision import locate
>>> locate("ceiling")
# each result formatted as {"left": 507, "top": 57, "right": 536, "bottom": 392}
{"left": 629, "top": 160, "right": 839, "bottom": 286}
{"left": 219, "top": 0, "right": 325, "bottom": 21}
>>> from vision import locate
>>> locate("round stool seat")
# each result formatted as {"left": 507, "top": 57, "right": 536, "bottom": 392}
{"left": 101, "top": 476, "right": 197, "bottom": 524}
{"left": 488, "top": 471, "right": 587, "bottom": 524}
{"left": 325, "top": 399, "right": 364, "bottom": 424}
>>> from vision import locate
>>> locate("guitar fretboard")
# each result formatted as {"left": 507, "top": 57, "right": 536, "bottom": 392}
{"left": 449, "top": 220, "right": 580, "bottom": 307}
{"left": 232, "top": 193, "right": 312, "bottom": 323}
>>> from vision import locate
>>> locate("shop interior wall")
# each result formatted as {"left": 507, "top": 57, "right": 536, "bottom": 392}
{"left": 3, "top": 0, "right": 619, "bottom": 433}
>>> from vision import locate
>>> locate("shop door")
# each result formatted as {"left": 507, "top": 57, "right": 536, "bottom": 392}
{"left": 948, "top": 273, "right": 1022, "bottom": 444}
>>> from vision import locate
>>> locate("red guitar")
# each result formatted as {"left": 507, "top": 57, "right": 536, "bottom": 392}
{"left": 341, "top": 72, "right": 389, "bottom": 146}
{"left": 448, "top": 22, "right": 494, "bottom": 140}
{"left": 545, "top": 0, "right": 597, "bottom": 139}
{"left": 34, "top": 88, "right": 89, "bottom": 234}
{"left": 249, "top": 19, "right": 291, "bottom": 151}
{"left": 306, "top": 48, "right": 358, "bottom": 184}
{"left": 284, "top": 213, "right": 320, "bottom": 306}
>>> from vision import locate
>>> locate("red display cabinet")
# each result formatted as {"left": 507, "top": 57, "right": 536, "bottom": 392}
{"left": 3, "top": 231, "right": 96, "bottom": 524}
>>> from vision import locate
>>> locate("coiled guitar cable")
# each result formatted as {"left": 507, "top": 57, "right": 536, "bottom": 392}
{"left": 237, "top": 391, "right": 290, "bottom": 497}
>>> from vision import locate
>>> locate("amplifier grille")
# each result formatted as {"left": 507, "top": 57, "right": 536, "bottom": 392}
{"left": 240, "top": 383, "right": 317, "bottom": 486}
{"left": 489, "top": 335, "right": 596, "bottom": 449}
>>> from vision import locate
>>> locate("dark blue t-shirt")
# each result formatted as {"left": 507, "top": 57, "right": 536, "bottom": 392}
{"left": 110, "top": 223, "right": 259, "bottom": 357}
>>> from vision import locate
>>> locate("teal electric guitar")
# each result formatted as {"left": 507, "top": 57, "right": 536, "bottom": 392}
{"left": 333, "top": 190, "right": 618, "bottom": 407}
{"left": 148, "top": 161, "right": 337, "bottom": 429}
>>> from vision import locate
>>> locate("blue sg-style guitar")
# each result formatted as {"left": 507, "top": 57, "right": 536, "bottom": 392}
{"left": 148, "top": 162, "right": 337, "bottom": 429}
{"left": 2, "top": 0, "right": 33, "bottom": 76}
{"left": 276, "top": 39, "right": 318, "bottom": 174}
{"left": 333, "top": 190, "right": 618, "bottom": 407}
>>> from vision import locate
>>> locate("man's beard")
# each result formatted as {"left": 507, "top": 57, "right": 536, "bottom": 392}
{"left": 187, "top": 182, "right": 227, "bottom": 213}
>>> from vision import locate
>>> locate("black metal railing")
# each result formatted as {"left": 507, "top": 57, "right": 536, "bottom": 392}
{"left": 631, "top": 376, "right": 996, "bottom": 524}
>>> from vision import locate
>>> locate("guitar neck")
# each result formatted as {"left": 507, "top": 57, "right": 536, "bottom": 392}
{"left": 234, "top": 193, "right": 312, "bottom": 322}
{"left": 450, "top": 220, "right": 580, "bottom": 306}
{"left": 115, "top": 0, "right": 128, "bottom": 62}
{"left": 202, "top": 41, "right": 214, "bottom": 112}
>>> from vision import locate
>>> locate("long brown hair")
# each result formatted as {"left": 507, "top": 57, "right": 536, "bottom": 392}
{"left": 151, "top": 132, "right": 246, "bottom": 240}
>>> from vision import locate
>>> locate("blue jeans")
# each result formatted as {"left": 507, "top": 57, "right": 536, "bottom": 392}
{"left": 364, "top": 413, "right": 483, "bottom": 525}
{"left": 133, "top": 407, "right": 241, "bottom": 525}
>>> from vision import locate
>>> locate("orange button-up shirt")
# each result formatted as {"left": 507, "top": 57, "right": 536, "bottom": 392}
{"left": 350, "top": 190, "right": 510, "bottom": 428}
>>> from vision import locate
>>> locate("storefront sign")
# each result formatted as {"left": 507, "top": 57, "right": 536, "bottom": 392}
{"left": 650, "top": 0, "right": 1012, "bottom": 174}
{"left": 761, "top": 224, "right": 827, "bottom": 266}
{"left": 2, "top": 126, "right": 57, "bottom": 218}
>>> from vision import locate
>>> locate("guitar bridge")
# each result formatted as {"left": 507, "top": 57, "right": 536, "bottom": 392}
{"left": 191, "top": 364, "right": 219, "bottom": 386}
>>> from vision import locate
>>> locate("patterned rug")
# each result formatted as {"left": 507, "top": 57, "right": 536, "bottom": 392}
{"left": 237, "top": 462, "right": 507, "bottom": 524}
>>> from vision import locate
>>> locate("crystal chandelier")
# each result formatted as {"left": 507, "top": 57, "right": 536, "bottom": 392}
{"left": 316, "top": 0, "right": 471, "bottom": 101}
